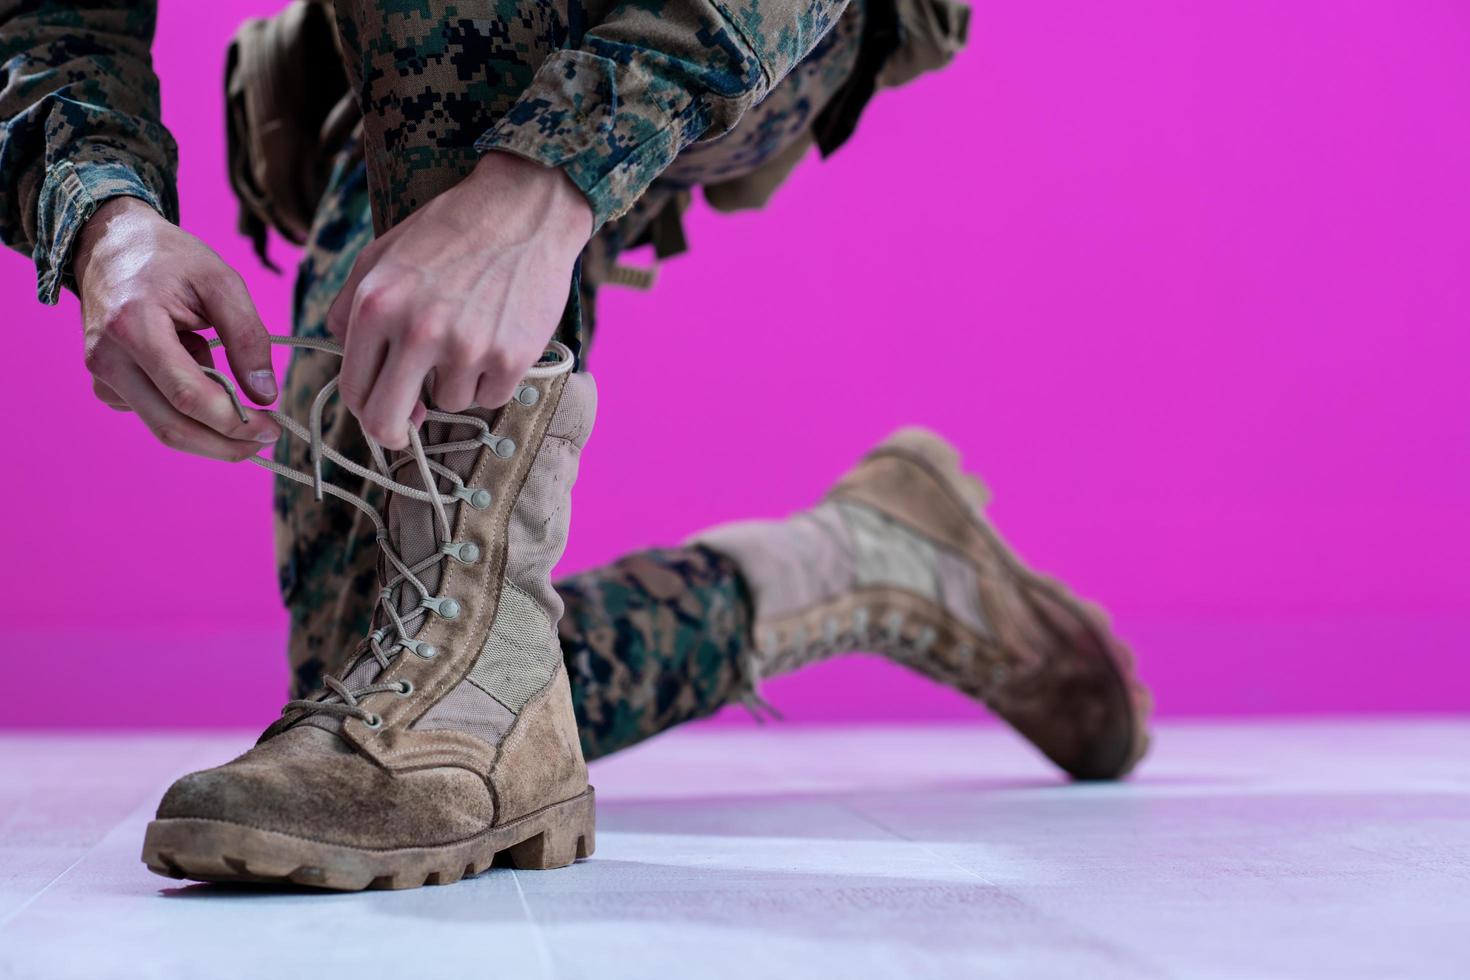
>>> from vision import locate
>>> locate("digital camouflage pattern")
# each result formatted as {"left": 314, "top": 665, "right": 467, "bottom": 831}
{"left": 282, "top": 175, "right": 755, "bottom": 759}
{"left": 557, "top": 546, "right": 753, "bottom": 761}
{"left": 0, "top": 2, "right": 179, "bottom": 302}
{"left": 274, "top": 0, "right": 864, "bottom": 757}
{"left": 333, "top": 0, "right": 851, "bottom": 233}
{"left": 0, "top": 0, "right": 861, "bottom": 758}
{"left": 0, "top": 0, "right": 859, "bottom": 300}
{"left": 286, "top": 214, "right": 756, "bottom": 756}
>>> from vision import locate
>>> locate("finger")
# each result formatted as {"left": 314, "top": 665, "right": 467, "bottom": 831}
{"left": 359, "top": 337, "right": 436, "bottom": 449}
{"left": 473, "top": 366, "right": 518, "bottom": 410}
{"left": 338, "top": 309, "right": 389, "bottom": 418}
{"left": 92, "top": 378, "right": 130, "bottom": 411}
{"left": 108, "top": 360, "right": 268, "bottom": 462}
{"left": 195, "top": 268, "right": 276, "bottom": 405}
{"left": 431, "top": 365, "right": 479, "bottom": 413}
{"left": 177, "top": 330, "right": 216, "bottom": 369}
{"left": 127, "top": 306, "right": 281, "bottom": 444}
{"left": 325, "top": 242, "right": 379, "bottom": 341}
{"left": 473, "top": 374, "right": 502, "bottom": 410}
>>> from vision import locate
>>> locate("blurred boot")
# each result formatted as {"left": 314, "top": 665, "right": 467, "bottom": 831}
{"left": 693, "top": 427, "right": 1152, "bottom": 780}
{"left": 144, "top": 346, "right": 596, "bottom": 889}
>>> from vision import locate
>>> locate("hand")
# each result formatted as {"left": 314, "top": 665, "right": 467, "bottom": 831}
{"left": 327, "top": 151, "right": 592, "bottom": 449}
{"left": 74, "top": 198, "right": 281, "bottom": 460}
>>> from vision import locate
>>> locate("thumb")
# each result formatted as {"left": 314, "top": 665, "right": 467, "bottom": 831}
{"left": 198, "top": 266, "right": 277, "bottom": 405}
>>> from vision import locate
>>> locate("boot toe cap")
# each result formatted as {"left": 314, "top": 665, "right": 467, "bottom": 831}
{"left": 157, "top": 726, "right": 494, "bottom": 849}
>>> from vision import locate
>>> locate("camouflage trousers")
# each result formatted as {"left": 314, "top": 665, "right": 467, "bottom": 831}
{"left": 275, "top": 2, "right": 866, "bottom": 761}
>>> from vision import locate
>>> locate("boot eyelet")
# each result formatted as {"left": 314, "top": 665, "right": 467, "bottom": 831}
{"left": 397, "top": 680, "right": 414, "bottom": 696}
{"left": 363, "top": 714, "right": 383, "bottom": 729}
{"left": 423, "top": 595, "right": 461, "bottom": 620}
{"left": 467, "top": 488, "right": 492, "bottom": 509}
{"left": 416, "top": 643, "right": 437, "bottom": 660}
{"left": 443, "top": 540, "right": 480, "bottom": 564}
{"left": 479, "top": 434, "right": 516, "bottom": 459}
{"left": 515, "top": 384, "right": 540, "bottom": 406}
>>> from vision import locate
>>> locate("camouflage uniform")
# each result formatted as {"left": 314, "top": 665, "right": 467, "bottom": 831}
{"left": 0, "top": 0, "right": 874, "bottom": 758}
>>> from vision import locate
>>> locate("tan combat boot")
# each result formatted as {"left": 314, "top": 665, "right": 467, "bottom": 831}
{"left": 143, "top": 342, "right": 596, "bottom": 889}
{"left": 694, "top": 428, "right": 1152, "bottom": 780}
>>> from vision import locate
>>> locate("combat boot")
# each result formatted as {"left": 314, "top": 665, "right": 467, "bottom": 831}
{"left": 694, "top": 428, "right": 1152, "bottom": 780}
{"left": 143, "top": 342, "right": 596, "bottom": 889}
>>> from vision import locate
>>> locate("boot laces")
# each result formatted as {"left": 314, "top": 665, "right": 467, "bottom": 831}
{"left": 202, "top": 336, "right": 574, "bottom": 726}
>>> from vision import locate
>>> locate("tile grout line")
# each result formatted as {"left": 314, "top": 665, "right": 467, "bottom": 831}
{"left": 0, "top": 787, "right": 165, "bottom": 934}
{"left": 838, "top": 799, "right": 1175, "bottom": 979}
{"left": 0, "top": 739, "right": 229, "bottom": 935}
{"left": 508, "top": 868, "right": 561, "bottom": 980}
{"left": 0, "top": 848, "right": 94, "bottom": 933}
{"left": 836, "top": 799, "right": 1005, "bottom": 890}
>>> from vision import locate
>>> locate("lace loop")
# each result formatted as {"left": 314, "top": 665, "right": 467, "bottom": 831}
{"left": 203, "top": 335, "right": 574, "bottom": 725}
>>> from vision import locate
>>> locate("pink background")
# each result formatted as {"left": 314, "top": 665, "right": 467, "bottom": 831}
{"left": 7, "top": 1, "right": 1467, "bottom": 729}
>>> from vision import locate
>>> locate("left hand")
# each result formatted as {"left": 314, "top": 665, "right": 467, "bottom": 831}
{"left": 327, "top": 152, "right": 592, "bottom": 449}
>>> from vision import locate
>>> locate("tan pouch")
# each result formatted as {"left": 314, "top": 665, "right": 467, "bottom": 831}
{"left": 703, "top": 132, "right": 815, "bottom": 213}
{"left": 882, "top": 0, "right": 971, "bottom": 88}
{"left": 713, "top": 0, "right": 970, "bottom": 213}
{"left": 225, "top": 0, "right": 357, "bottom": 266}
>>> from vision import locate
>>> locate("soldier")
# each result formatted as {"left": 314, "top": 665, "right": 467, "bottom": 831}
{"left": 0, "top": 0, "right": 1149, "bottom": 890}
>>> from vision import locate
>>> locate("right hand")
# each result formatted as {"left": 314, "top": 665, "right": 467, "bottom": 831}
{"left": 73, "top": 197, "right": 281, "bottom": 460}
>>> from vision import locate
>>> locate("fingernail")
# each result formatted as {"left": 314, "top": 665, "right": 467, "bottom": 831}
{"left": 254, "top": 428, "right": 280, "bottom": 444}
{"left": 250, "top": 370, "right": 278, "bottom": 401}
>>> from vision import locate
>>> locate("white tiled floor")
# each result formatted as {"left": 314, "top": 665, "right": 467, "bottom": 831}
{"left": 1, "top": 720, "right": 1466, "bottom": 979}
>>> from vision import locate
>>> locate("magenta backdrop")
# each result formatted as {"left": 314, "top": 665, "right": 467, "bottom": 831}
{"left": 6, "top": 1, "right": 1468, "bottom": 729}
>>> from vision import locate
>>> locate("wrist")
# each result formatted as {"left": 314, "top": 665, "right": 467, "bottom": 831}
{"left": 73, "top": 196, "right": 164, "bottom": 290}
{"left": 469, "top": 151, "right": 593, "bottom": 252}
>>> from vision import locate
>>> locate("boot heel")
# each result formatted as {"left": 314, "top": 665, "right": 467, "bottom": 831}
{"left": 881, "top": 426, "right": 991, "bottom": 513}
{"left": 506, "top": 790, "right": 596, "bottom": 870}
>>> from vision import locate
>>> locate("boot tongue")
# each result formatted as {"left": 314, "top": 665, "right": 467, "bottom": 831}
{"left": 321, "top": 408, "right": 494, "bottom": 709}
{"left": 384, "top": 408, "right": 495, "bottom": 636}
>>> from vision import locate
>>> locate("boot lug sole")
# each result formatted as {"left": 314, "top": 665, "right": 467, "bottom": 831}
{"left": 140, "top": 788, "right": 596, "bottom": 891}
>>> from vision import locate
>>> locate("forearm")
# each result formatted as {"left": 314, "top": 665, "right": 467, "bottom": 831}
{"left": 478, "top": 0, "right": 850, "bottom": 229}
{"left": 0, "top": 0, "right": 179, "bottom": 303}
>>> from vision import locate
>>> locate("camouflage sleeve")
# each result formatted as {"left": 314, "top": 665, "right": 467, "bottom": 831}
{"left": 0, "top": 1, "right": 179, "bottom": 304}
{"left": 477, "top": 0, "right": 849, "bottom": 230}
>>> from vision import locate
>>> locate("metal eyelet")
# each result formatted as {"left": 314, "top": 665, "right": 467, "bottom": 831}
{"left": 515, "top": 384, "right": 540, "bottom": 407}
{"left": 423, "top": 595, "right": 461, "bottom": 620}
{"left": 363, "top": 713, "right": 383, "bottom": 729}
{"left": 442, "top": 540, "right": 480, "bottom": 564}
{"left": 479, "top": 433, "right": 516, "bottom": 459}
{"left": 397, "top": 680, "right": 414, "bottom": 696}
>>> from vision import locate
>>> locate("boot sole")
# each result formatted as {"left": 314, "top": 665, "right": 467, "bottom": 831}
{"left": 141, "top": 787, "right": 596, "bottom": 891}
{"left": 869, "top": 428, "right": 1153, "bottom": 779}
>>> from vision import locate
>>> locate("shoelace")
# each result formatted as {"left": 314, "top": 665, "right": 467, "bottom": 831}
{"left": 204, "top": 336, "right": 575, "bottom": 726}
{"left": 743, "top": 607, "right": 1008, "bottom": 718}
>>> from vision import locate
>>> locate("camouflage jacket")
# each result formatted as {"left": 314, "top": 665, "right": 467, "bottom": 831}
{"left": 0, "top": 0, "right": 848, "bottom": 303}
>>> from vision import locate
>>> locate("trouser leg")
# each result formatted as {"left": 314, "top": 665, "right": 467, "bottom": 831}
{"left": 277, "top": 0, "right": 867, "bottom": 754}
{"left": 278, "top": 154, "right": 756, "bottom": 761}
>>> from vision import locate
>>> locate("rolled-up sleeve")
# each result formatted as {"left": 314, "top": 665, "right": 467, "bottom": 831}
{"left": 477, "top": 0, "right": 849, "bottom": 230}
{"left": 0, "top": 1, "right": 178, "bottom": 303}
